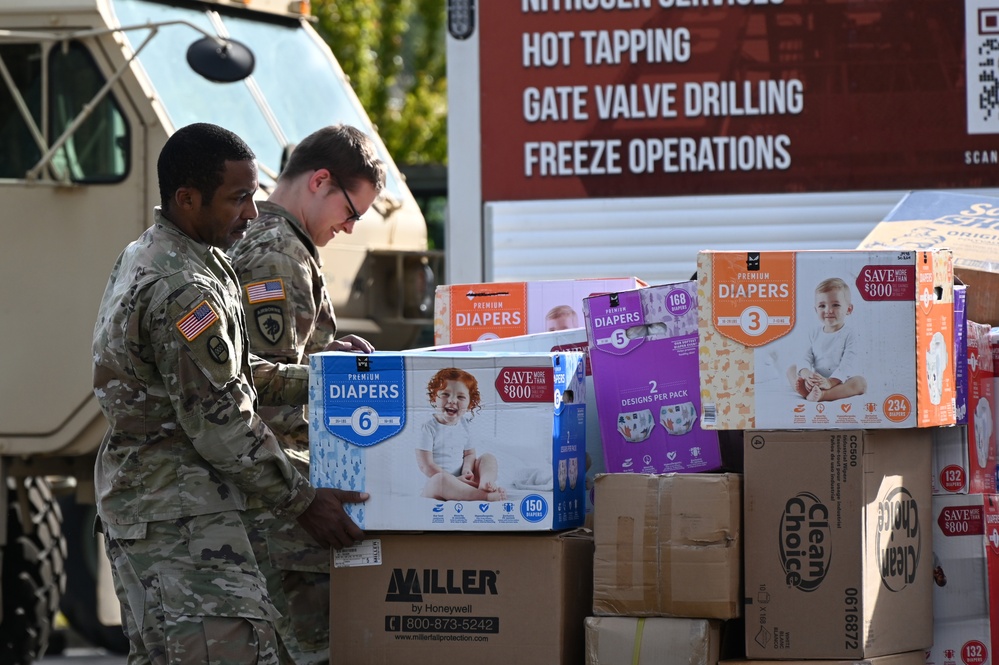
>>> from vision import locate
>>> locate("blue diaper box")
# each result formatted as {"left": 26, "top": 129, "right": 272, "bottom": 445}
{"left": 309, "top": 351, "right": 587, "bottom": 531}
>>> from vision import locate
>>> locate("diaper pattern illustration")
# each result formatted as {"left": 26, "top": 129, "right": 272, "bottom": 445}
{"left": 617, "top": 409, "right": 654, "bottom": 442}
{"left": 661, "top": 401, "right": 697, "bottom": 436}
{"left": 926, "top": 331, "right": 948, "bottom": 406}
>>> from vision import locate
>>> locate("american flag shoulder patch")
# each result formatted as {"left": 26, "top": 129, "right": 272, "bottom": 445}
{"left": 176, "top": 301, "right": 219, "bottom": 342}
{"left": 246, "top": 279, "right": 286, "bottom": 304}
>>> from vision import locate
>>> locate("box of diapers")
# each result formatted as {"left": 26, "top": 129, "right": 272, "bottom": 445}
{"left": 583, "top": 281, "right": 722, "bottom": 474}
{"left": 412, "top": 328, "right": 605, "bottom": 519}
{"left": 697, "top": 249, "right": 956, "bottom": 430}
{"left": 309, "top": 350, "right": 586, "bottom": 531}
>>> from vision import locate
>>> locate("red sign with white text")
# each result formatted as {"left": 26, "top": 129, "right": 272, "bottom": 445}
{"left": 478, "top": 0, "right": 999, "bottom": 202}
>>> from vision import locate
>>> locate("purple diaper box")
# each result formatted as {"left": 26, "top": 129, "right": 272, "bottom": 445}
{"left": 583, "top": 281, "right": 722, "bottom": 474}
{"left": 955, "top": 282, "right": 969, "bottom": 425}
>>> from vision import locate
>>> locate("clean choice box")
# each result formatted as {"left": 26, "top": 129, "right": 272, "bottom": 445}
{"left": 309, "top": 351, "right": 587, "bottom": 531}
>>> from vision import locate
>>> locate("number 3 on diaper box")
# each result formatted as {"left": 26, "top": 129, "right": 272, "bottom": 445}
{"left": 711, "top": 252, "right": 796, "bottom": 347}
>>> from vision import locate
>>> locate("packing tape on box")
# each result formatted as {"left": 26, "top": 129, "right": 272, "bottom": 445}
{"left": 631, "top": 617, "right": 645, "bottom": 665}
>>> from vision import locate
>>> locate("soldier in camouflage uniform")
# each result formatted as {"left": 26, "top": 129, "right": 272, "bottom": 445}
{"left": 227, "top": 124, "right": 385, "bottom": 664}
{"left": 92, "top": 123, "right": 368, "bottom": 665}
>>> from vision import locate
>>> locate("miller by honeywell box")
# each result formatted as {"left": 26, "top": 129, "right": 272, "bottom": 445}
{"left": 414, "top": 328, "right": 605, "bottom": 520}
{"left": 858, "top": 190, "right": 999, "bottom": 326}
{"left": 584, "top": 281, "right": 723, "bottom": 474}
{"left": 309, "top": 351, "right": 587, "bottom": 531}
{"left": 698, "top": 249, "right": 956, "bottom": 430}
{"left": 585, "top": 616, "right": 722, "bottom": 665}
{"left": 329, "top": 530, "right": 594, "bottom": 665}
{"left": 433, "top": 277, "right": 646, "bottom": 345}
{"left": 592, "top": 473, "right": 741, "bottom": 619}
{"left": 927, "top": 494, "right": 999, "bottom": 665}
{"left": 743, "top": 429, "right": 933, "bottom": 659}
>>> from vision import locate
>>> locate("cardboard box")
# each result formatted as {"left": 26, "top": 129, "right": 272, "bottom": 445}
{"left": 309, "top": 351, "right": 587, "bottom": 531}
{"left": 934, "top": 323, "right": 996, "bottom": 495}
{"left": 698, "top": 249, "right": 956, "bottom": 430}
{"left": 721, "top": 652, "right": 929, "bottom": 665}
{"left": 968, "top": 322, "right": 996, "bottom": 494}
{"left": 584, "top": 281, "right": 722, "bottom": 474}
{"left": 585, "top": 616, "right": 722, "bottom": 665}
{"left": 967, "top": 321, "right": 999, "bottom": 494}
{"left": 592, "top": 473, "right": 742, "bottom": 619}
{"left": 927, "top": 494, "right": 999, "bottom": 665}
{"left": 330, "top": 531, "right": 593, "bottom": 665}
{"left": 858, "top": 190, "right": 999, "bottom": 326}
{"left": 433, "top": 277, "right": 646, "bottom": 345}
{"left": 957, "top": 283, "right": 969, "bottom": 425}
{"left": 413, "top": 328, "right": 605, "bottom": 521}
{"left": 993, "top": 328, "right": 999, "bottom": 482}
{"left": 743, "top": 429, "right": 933, "bottom": 659}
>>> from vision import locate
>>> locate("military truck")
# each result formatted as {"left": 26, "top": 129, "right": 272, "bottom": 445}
{"left": 0, "top": 0, "right": 440, "bottom": 660}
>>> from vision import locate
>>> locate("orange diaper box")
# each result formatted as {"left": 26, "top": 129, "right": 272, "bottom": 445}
{"left": 433, "top": 277, "right": 646, "bottom": 345}
{"left": 697, "top": 249, "right": 956, "bottom": 430}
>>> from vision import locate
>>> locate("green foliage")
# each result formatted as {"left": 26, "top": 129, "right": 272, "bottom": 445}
{"left": 312, "top": 0, "right": 448, "bottom": 166}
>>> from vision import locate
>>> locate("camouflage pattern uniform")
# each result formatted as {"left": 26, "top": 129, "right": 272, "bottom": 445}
{"left": 93, "top": 210, "right": 315, "bottom": 665}
{"left": 227, "top": 201, "right": 337, "bottom": 664}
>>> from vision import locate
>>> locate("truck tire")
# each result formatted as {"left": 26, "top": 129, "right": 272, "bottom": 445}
{"left": 0, "top": 477, "right": 67, "bottom": 665}
{"left": 57, "top": 496, "right": 129, "bottom": 655}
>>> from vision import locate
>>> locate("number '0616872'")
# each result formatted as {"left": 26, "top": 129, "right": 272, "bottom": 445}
{"left": 843, "top": 587, "right": 860, "bottom": 650}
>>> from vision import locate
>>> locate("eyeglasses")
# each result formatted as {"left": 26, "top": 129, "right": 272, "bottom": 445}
{"left": 335, "top": 176, "right": 362, "bottom": 223}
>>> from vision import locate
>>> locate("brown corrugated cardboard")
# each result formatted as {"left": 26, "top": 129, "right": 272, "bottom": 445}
{"left": 743, "top": 430, "right": 933, "bottom": 659}
{"left": 858, "top": 190, "right": 999, "bottom": 326}
{"left": 329, "top": 530, "right": 593, "bottom": 665}
{"left": 592, "top": 473, "right": 742, "bottom": 619}
{"left": 585, "top": 616, "right": 722, "bottom": 665}
{"left": 721, "top": 651, "right": 928, "bottom": 665}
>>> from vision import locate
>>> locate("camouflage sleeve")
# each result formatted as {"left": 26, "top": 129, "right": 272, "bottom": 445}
{"left": 236, "top": 250, "right": 317, "bottom": 365}
{"left": 150, "top": 285, "right": 315, "bottom": 518}
{"left": 250, "top": 354, "right": 309, "bottom": 407}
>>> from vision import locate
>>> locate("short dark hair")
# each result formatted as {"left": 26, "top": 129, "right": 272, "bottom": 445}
{"left": 157, "top": 123, "right": 255, "bottom": 208}
{"left": 280, "top": 124, "right": 386, "bottom": 194}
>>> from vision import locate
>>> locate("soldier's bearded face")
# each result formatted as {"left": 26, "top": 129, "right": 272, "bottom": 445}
{"left": 196, "top": 159, "right": 259, "bottom": 249}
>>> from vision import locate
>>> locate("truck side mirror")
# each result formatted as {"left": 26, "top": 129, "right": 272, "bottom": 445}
{"left": 186, "top": 36, "right": 255, "bottom": 83}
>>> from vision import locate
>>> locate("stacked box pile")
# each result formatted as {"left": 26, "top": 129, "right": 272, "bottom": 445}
{"left": 318, "top": 190, "right": 999, "bottom": 665}
{"left": 858, "top": 190, "right": 999, "bottom": 665}
{"left": 926, "top": 324, "right": 999, "bottom": 665}
{"left": 309, "top": 349, "right": 594, "bottom": 664}
{"left": 696, "top": 249, "right": 954, "bottom": 663}
{"left": 585, "top": 472, "right": 741, "bottom": 665}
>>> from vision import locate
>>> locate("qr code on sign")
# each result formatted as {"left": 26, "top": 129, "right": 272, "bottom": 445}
{"left": 967, "top": 0, "right": 999, "bottom": 134}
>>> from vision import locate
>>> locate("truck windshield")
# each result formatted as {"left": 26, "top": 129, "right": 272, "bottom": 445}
{"left": 110, "top": 0, "right": 403, "bottom": 197}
